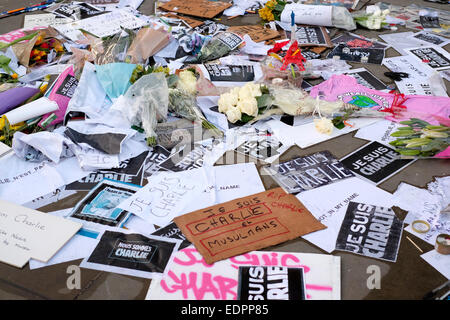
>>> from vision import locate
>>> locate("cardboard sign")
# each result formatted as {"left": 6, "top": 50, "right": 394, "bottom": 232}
{"left": 406, "top": 46, "right": 450, "bottom": 71}
{"left": 335, "top": 201, "right": 403, "bottom": 262}
{"left": 0, "top": 200, "right": 81, "bottom": 268}
{"left": 294, "top": 26, "right": 332, "bottom": 47}
{"left": 173, "top": 187, "right": 326, "bottom": 264}
{"left": 237, "top": 266, "right": 306, "bottom": 300}
{"left": 162, "top": 13, "right": 204, "bottom": 28}
{"left": 159, "top": 0, "right": 232, "bottom": 19}
{"left": 158, "top": 141, "right": 217, "bottom": 172}
{"left": 227, "top": 25, "right": 280, "bottom": 43}
{"left": 146, "top": 248, "right": 341, "bottom": 300}
{"left": 80, "top": 230, "right": 181, "bottom": 279}
{"left": 340, "top": 141, "right": 415, "bottom": 185}
{"left": 264, "top": 151, "right": 354, "bottom": 194}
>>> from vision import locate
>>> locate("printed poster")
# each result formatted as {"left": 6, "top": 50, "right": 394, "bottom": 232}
{"left": 406, "top": 46, "right": 450, "bottom": 71}
{"left": 264, "top": 151, "right": 354, "bottom": 194}
{"left": 335, "top": 201, "right": 403, "bottom": 262}
{"left": 67, "top": 179, "right": 141, "bottom": 235}
{"left": 80, "top": 230, "right": 181, "bottom": 279}
{"left": 237, "top": 266, "right": 306, "bottom": 300}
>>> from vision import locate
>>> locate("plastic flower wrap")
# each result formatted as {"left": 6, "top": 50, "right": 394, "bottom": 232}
{"left": 122, "top": 72, "right": 169, "bottom": 146}
{"left": 353, "top": 6, "right": 390, "bottom": 30}
{"left": 168, "top": 69, "right": 223, "bottom": 137}
{"left": 389, "top": 118, "right": 449, "bottom": 158}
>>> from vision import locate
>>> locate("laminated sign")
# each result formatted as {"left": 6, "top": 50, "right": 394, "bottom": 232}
{"left": 237, "top": 266, "right": 307, "bottom": 300}
{"left": 335, "top": 201, "right": 403, "bottom": 262}
{"left": 173, "top": 187, "right": 326, "bottom": 264}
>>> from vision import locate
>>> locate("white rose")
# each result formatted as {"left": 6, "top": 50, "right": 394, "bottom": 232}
{"left": 218, "top": 92, "right": 238, "bottom": 113}
{"left": 314, "top": 118, "right": 334, "bottom": 135}
{"left": 177, "top": 70, "right": 197, "bottom": 94}
{"left": 247, "top": 83, "right": 262, "bottom": 97}
{"left": 238, "top": 84, "right": 254, "bottom": 101}
{"left": 226, "top": 107, "right": 242, "bottom": 123}
{"left": 237, "top": 98, "right": 258, "bottom": 117}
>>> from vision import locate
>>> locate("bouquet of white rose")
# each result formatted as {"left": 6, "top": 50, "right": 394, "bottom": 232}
{"left": 218, "top": 82, "right": 272, "bottom": 124}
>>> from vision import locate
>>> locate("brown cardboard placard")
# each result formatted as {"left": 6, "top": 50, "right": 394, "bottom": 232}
{"left": 174, "top": 187, "right": 326, "bottom": 264}
{"left": 227, "top": 25, "right": 280, "bottom": 43}
{"left": 162, "top": 13, "right": 204, "bottom": 28}
{"left": 158, "top": 0, "right": 232, "bottom": 19}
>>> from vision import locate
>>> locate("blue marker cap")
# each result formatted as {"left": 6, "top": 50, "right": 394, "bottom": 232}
{"left": 291, "top": 11, "right": 295, "bottom": 26}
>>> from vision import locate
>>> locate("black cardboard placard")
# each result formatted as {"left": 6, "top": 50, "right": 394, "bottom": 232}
{"left": 151, "top": 222, "right": 191, "bottom": 250}
{"left": 340, "top": 141, "right": 414, "bottom": 185}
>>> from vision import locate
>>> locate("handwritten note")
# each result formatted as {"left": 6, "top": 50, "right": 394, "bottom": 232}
{"left": 52, "top": 9, "right": 148, "bottom": 41}
{"left": 0, "top": 200, "right": 81, "bottom": 268}
{"left": 174, "top": 188, "right": 326, "bottom": 264}
{"left": 281, "top": 4, "right": 333, "bottom": 27}
{"left": 146, "top": 247, "right": 341, "bottom": 300}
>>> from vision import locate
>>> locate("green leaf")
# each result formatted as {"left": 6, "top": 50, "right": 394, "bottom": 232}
{"left": 256, "top": 94, "right": 272, "bottom": 109}
{"left": 240, "top": 114, "right": 255, "bottom": 123}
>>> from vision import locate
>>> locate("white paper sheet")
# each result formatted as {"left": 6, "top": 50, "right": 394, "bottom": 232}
{"left": 354, "top": 120, "right": 401, "bottom": 146}
{"left": 0, "top": 201, "right": 81, "bottom": 268}
{"left": 297, "top": 177, "right": 394, "bottom": 253}
{"left": 118, "top": 163, "right": 265, "bottom": 226}
{"left": 421, "top": 250, "right": 450, "bottom": 280}
{"left": 28, "top": 208, "right": 99, "bottom": 269}
{"left": 0, "top": 152, "right": 91, "bottom": 205}
{"left": 265, "top": 117, "right": 381, "bottom": 149}
{"left": 23, "top": 14, "right": 72, "bottom": 29}
{"left": 393, "top": 180, "right": 450, "bottom": 246}
{"left": 379, "top": 32, "right": 431, "bottom": 55}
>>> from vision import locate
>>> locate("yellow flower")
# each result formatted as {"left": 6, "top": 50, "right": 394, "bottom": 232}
{"left": 266, "top": 0, "right": 277, "bottom": 9}
{"left": 259, "top": 7, "right": 274, "bottom": 21}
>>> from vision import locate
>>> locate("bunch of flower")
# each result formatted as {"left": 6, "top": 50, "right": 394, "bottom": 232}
{"left": 353, "top": 7, "right": 390, "bottom": 30}
{"left": 29, "top": 35, "right": 65, "bottom": 67}
{"left": 218, "top": 83, "right": 271, "bottom": 124}
{"left": 259, "top": 0, "right": 287, "bottom": 22}
{"left": 389, "top": 118, "right": 449, "bottom": 157}
{"left": 130, "top": 64, "right": 170, "bottom": 84}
